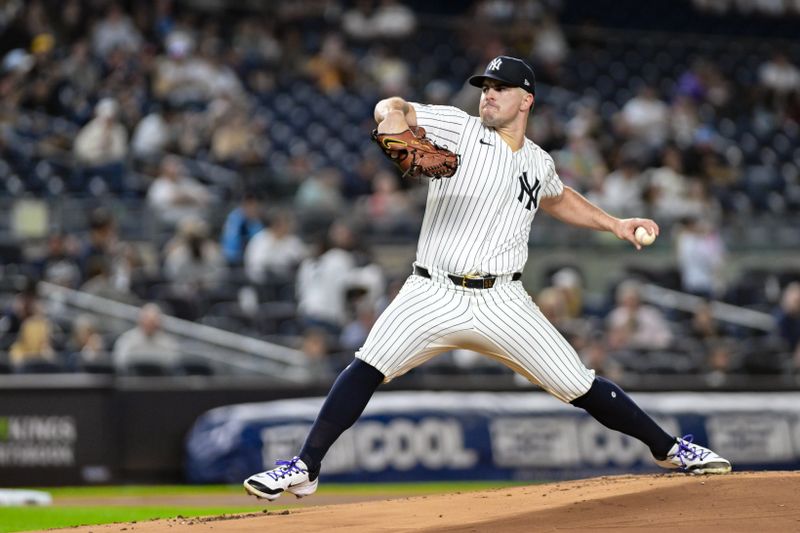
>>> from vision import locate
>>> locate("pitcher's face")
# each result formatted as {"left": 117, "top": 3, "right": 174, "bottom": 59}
{"left": 479, "top": 80, "right": 532, "bottom": 128}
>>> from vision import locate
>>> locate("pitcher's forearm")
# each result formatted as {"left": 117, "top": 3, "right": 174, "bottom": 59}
{"left": 374, "top": 97, "right": 417, "bottom": 131}
{"left": 541, "top": 187, "right": 619, "bottom": 232}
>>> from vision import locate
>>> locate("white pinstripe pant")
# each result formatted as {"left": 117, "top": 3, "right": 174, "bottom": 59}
{"left": 356, "top": 270, "right": 596, "bottom": 402}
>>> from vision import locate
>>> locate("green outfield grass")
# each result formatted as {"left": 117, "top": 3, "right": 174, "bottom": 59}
{"left": 0, "top": 506, "right": 263, "bottom": 533}
{"left": 39, "top": 480, "right": 525, "bottom": 498}
{"left": 0, "top": 481, "right": 530, "bottom": 532}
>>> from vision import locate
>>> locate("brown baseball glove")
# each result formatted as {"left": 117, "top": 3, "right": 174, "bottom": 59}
{"left": 371, "top": 126, "right": 459, "bottom": 179}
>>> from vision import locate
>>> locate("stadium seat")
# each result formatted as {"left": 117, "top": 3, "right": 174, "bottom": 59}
{"left": 178, "top": 359, "right": 215, "bottom": 376}
{"left": 15, "top": 360, "right": 66, "bottom": 374}
{"left": 120, "top": 361, "right": 174, "bottom": 377}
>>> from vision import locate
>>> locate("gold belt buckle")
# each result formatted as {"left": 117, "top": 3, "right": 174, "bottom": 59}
{"left": 462, "top": 273, "right": 482, "bottom": 288}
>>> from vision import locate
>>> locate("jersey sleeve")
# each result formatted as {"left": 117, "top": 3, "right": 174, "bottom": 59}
{"left": 541, "top": 152, "right": 564, "bottom": 198}
{"left": 409, "top": 103, "right": 468, "bottom": 152}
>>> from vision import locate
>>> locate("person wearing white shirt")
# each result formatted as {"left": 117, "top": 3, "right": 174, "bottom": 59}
{"left": 296, "top": 223, "right": 357, "bottom": 332}
{"left": 112, "top": 304, "right": 180, "bottom": 371}
{"left": 74, "top": 98, "right": 128, "bottom": 166}
{"left": 147, "top": 155, "right": 210, "bottom": 225}
{"left": 244, "top": 211, "right": 308, "bottom": 283}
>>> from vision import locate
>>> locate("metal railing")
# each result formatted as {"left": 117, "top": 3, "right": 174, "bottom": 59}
{"left": 39, "top": 281, "right": 313, "bottom": 383}
{"left": 641, "top": 283, "right": 775, "bottom": 332}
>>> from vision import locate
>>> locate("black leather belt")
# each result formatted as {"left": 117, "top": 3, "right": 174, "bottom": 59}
{"left": 413, "top": 265, "right": 521, "bottom": 289}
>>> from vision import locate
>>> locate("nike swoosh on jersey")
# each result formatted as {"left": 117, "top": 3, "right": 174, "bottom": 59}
{"left": 479, "top": 139, "right": 493, "bottom": 146}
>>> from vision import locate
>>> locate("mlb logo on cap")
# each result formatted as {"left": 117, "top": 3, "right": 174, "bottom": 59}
{"left": 469, "top": 56, "right": 536, "bottom": 95}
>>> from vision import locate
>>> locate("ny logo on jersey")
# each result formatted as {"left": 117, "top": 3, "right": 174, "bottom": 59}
{"left": 517, "top": 172, "right": 541, "bottom": 210}
{"left": 488, "top": 57, "right": 503, "bottom": 71}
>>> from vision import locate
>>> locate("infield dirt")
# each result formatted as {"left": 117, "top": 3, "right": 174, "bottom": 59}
{"left": 38, "top": 471, "right": 800, "bottom": 532}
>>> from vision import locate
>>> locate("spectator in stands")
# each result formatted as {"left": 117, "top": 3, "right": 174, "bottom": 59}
{"left": 294, "top": 167, "right": 345, "bottom": 217}
{"left": 73, "top": 98, "right": 127, "bottom": 165}
{"left": 535, "top": 287, "right": 570, "bottom": 333}
{"left": 130, "top": 103, "right": 174, "bottom": 161}
{"left": 537, "top": 280, "right": 592, "bottom": 347}
{"left": 296, "top": 221, "right": 357, "bottom": 334}
{"left": 528, "top": 103, "right": 565, "bottom": 151}
{"left": 197, "top": 38, "right": 245, "bottom": 101}
{"left": 0, "top": 280, "right": 40, "bottom": 344}
{"left": 675, "top": 216, "right": 726, "bottom": 299}
{"left": 210, "top": 106, "right": 268, "bottom": 166}
{"left": 112, "top": 303, "right": 180, "bottom": 371}
{"left": 76, "top": 207, "right": 142, "bottom": 299}
{"left": 73, "top": 98, "right": 128, "bottom": 193}
{"left": 78, "top": 207, "right": 118, "bottom": 281}
{"left": 342, "top": 0, "right": 416, "bottom": 41}
{"left": 775, "top": 282, "right": 800, "bottom": 364}
{"left": 65, "top": 314, "right": 107, "bottom": 369}
{"left": 300, "top": 327, "right": 336, "bottom": 377}
{"left": 343, "top": 157, "right": 379, "bottom": 200}
{"left": 529, "top": 14, "right": 569, "bottom": 83}
{"left": 607, "top": 280, "right": 673, "bottom": 351}
{"left": 91, "top": 2, "right": 143, "bottom": 58}
{"left": 551, "top": 267, "right": 585, "bottom": 319}
{"left": 59, "top": 40, "right": 100, "bottom": 100}
{"left": 647, "top": 146, "right": 691, "bottom": 221}
{"left": 356, "top": 170, "right": 415, "bottom": 235}
{"left": 244, "top": 210, "right": 307, "bottom": 284}
{"left": 669, "top": 96, "right": 700, "bottom": 150}
{"left": 372, "top": 0, "right": 416, "bottom": 38}
{"left": 554, "top": 129, "right": 607, "bottom": 192}
{"left": 305, "top": 33, "right": 356, "bottom": 94}
{"left": 675, "top": 59, "right": 730, "bottom": 111}
{"left": 341, "top": 0, "right": 378, "bottom": 41}
{"left": 163, "top": 217, "right": 227, "bottom": 293}
{"left": 704, "top": 339, "right": 736, "bottom": 387}
{"left": 340, "top": 301, "right": 377, "bottom": 352}
{"left": 33, "top": 233, "right": 81, "bottom": 289}
{"left": 362, "top": 46, "right": 411, "bottom": 97}
{"left": 345, "top": 251, "right": 387, "bottom": 318}
{"left": 221, "top": 192, "right": 264, "bottom": 266}
{"left": 153, "top": 30, "right": 203, "bottom": 105}
{"left": 9, "top": 311, "right": 56, "bottom": 369}
{"left": 54, "top": 0, "right": 87, "bottom": 44}
{"left": 616, "top": 86, "right": 670, "bottom": 148}
{"left": 19, "top": 35, "right": 60, "bottom": 116}
{"left": 246, "top": 68, "right": 277, "bottom": 105}
{"left": 147, "top": 155, "right": 211, "bottom": 226}
{"left": 676, "top": 59, "right": 709, "bottom": 104}
{"left": 689, "top": 300, "right": 722, "bottom": 343}
{"left": 232, "top": 19, "right": 282, "bottom": 66}
{"left": 758, "top": 52, "right": 800, "bottom": 113}
{"left": 587, "top": 158, "right": 645, "bottom": 217}
{"left": 80, "top": 255, "right": 139, "bottom": 305}
{"left": 580, "top": 332, "right": 624, "bottom": 382}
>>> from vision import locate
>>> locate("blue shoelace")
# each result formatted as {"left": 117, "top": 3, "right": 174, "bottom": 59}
{"left": 673, "top": 434, "right": 712, "bottom": 468}
{"left": 266, "top": 456, "right": 306, "bottom": 481}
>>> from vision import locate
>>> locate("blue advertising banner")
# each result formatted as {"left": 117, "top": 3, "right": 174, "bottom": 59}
{"left": 185, "top": 392, "right": 800, "bottom": 483}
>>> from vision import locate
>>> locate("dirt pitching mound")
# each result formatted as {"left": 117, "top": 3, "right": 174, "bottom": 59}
{"left": 42, "top": 471, "right": 800, "bottom": 533}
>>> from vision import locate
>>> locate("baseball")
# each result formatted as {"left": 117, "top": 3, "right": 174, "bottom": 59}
{"left": 635, "top": 226, "right": 656, "bottom": 246}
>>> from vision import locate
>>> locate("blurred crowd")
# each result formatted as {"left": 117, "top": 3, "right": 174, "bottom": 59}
{"left": 0, "top": 0, "right": 799, "bottom": 382}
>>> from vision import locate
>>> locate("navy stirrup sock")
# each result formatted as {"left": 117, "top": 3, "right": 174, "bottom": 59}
{"left": 299, "top": 359, "right": 384, "bottom": 477}
{"left": 570, "top": 377, "right": 676, "bottom": 459}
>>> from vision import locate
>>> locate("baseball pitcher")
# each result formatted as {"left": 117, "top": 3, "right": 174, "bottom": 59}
{"left": 243, "top": 56, "right": 731, "bottom": 502}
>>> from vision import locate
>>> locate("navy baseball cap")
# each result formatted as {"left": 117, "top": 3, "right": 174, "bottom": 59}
{"left": 469, "top": 56, "right": 536, "bottom": 95}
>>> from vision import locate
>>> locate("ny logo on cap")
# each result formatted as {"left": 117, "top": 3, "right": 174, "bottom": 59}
{"left": 488, "top": 58, "right": 503, "bottom": 71}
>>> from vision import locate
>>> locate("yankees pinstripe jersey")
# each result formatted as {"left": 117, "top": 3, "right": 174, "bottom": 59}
{"left": 410, "top": 102, "right": 563, "bottom": 276}
{"left": 357, "top": 100, "right": 595, "bottom": 402}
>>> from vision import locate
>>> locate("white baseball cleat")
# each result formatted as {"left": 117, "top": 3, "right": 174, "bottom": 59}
{"left": 654, "top": 435, "right": 731, "bottom": 474}
{"left": 243, "top": 457, "right": 319, "bottom": 501}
